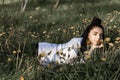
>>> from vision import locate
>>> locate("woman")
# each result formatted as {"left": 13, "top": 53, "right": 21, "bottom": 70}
{"left": 38, "top": 17, "right": 104, "bottom": 65}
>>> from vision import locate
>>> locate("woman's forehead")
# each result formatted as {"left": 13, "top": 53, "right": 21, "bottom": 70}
{"left": 90, "top": 27, "right": 103, "bottom": 33}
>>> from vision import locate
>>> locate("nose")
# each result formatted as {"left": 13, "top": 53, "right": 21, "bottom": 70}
{"left": 97, "top": 35, "right": 101, "bottom": 40}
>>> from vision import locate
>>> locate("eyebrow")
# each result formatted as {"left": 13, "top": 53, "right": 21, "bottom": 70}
{"left": 93, "top": 31, "right": 103, "bottom": 34}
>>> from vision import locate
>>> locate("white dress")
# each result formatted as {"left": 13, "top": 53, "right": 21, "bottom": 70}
{"left": 38, "top": 38, "right": 83, "bottom": 65}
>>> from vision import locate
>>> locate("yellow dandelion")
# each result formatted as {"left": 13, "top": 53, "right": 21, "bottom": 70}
{"left": 57, "top": 28, "right": 61, "bottom": 31}
{"left": 108, "top": 42, "right": 114, "bottom": 47}
{"left": 84, "top": 51, "right": 90, "bottom": 55}
{"left": 104, "top": 37, "right": 111, "bottom": 42}
{"left": 31, "top": 34, "right": 34, "bottom": 37}
{"left": 110, "top": 19, "right": 113, "bottom": 22}
{"left": 76, "top": 30, "right": 79, "bottom": 33}
{"left": 85, "top": 54, "right": 91, "bottom": 60}
{"left": 101, "top": 57, "right": 106, "bottom": 61}
{"left": 115, "top": 37, "right": 120, "bottom": 41}
{"left": 70, "top": 27, "right": 74, "bottom": 29}
{"left": 13, "top": 50, "right": 17, "bottom": 54}
{"left": 17, "top": 49, "right": 21, "bottom": 53}
{"left": 84, "top": 51, "right": 91, "bottom": 60}
{"left": 35, "top": 7, "right": 40, "bottom": 10}
{"left": 20, "top": 76, "right": 24, "bottom": 80}
{"left": 72, "top": 32, "right": 76, "bottom": 35}
{"left": 115, "top": 41, "right": 119, "bottom": 44}
{"left": 7, "top": 58, "right": 11, "bottom": 62}
{"left": 79, "top": 14, "right": 82, "bottom": 16}
{"left": 113, "top": 25, "right": 117, "bottom": 28}
{"left": 117, "top": 30, "right": 120, "bottom": 33}
{"left": 29, "top": 16, "right": 32, "bottom": 19}
{"left": 0, "top": 32, "right": 5, "bottom": 37}
{"left": 82, "top": 20, "right": 87, "bottom": 24}
{"left": 43, "top": 31, "right": 46, "bottom": 34}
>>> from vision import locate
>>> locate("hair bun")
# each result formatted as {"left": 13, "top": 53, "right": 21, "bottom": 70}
{"left": 91, "top": 17, "right": 101, "bottom": 25}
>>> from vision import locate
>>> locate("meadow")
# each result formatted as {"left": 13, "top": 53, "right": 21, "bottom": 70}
{"left": 0, "top": 0, "right": 120, "bottom": 80}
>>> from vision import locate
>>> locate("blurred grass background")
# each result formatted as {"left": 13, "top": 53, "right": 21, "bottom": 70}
{"left": 0, "top": 0, "right": 120, "bottom": 80}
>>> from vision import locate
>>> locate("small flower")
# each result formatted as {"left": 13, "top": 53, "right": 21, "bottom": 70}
{"left": 70, "top": 27, "right": 74, "bottom": 29}
{"left": 113, "top": 25, "right": 117, "bottom": 28}
{"left": 7, "top": 58, "right": 11, "bottom": 62}
{"left": 17, "top": 49, "right": 21, "bottom": 53}
{"left": 20, "top": 76, "right": 24, "bottom": 80}
{"left": 108, "top": 42, "right": 114, "bottom": 47}
{"left": 79, "top": 14, "right": 83, "bottom": 16}
{"left": 29, "top": 16, "right": 32, "bottom": 19}
{"left": 72, "top": 32, "right": 76, "bottom": 35}
{"left": 84, "top": 51, "right": 90, "bottom": 54}
{"left": 13, "top": 50, "right": 17, "bottom": 54}
{"left": 101, "top": 57, "right": 106, "bottom": 61}
{"left": 57, "top": 28, "right": 61, "bottom": 31}
{"left": 35, "top": 7, "right": 40, "bottom": 10}
{"left": 115, "top": 37, "right": 120, "bottom": 41}
{"left": 85, "top": 54, "right": 91, "bottom": 60}
{"left": 43, "top": 31, "right": 46, "bottom": 34}
{"left": 0, "top": 32, "right": 5, "bottom": 37}
{"left": 110, "top": 19, "right": 113, "bottom": 22}
{"left": 115, "top": 41, "right": 119, "bottom": 44}
{"left": 117, "top": 30, "right": 120, "bottom": 33}
{"left": 104, "top": 37, "right": 111, "bottom": 42}
{"left": 84, "top": 51, "right": 91, "bottom": 60}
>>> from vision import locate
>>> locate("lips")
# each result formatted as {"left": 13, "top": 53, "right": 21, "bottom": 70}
{"left": 96, "top": 40, "right": 103, "bottom": 45}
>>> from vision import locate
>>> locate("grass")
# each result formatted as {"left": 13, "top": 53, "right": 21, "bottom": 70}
{"left": 0, "top": 0, "right": 120, "bottom": 80}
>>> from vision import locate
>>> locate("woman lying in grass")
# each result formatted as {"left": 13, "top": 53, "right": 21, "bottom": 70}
{"left": 38, "top": 17, "right": 105, "bottom": 65}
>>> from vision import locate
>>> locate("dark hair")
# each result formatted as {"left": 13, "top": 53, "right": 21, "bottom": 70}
{"left": 80, "top": 17, "right": 104, "bottom": 52}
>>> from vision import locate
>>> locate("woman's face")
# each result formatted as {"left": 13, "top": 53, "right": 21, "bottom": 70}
{"left": 88, "top": 27, "right": 103, "bottom": 46}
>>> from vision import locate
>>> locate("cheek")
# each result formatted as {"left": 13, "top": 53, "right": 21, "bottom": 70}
{"left": 88, "top": 35, "right": 94, "bottom": 41}
{"left": 88, "top": 35, "right": 97, "bottom": 43}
